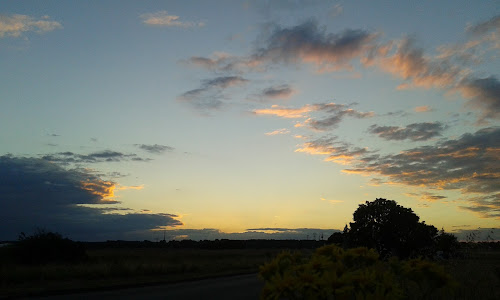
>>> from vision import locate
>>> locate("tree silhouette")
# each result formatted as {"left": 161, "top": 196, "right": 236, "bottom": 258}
{"left": 345, "top": 198, "right": 438, "bottom": 259}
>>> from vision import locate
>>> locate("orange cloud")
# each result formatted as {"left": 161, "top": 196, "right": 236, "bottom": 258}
{"left": 414, "top": 105, "right": 431, "bottom": 112}
{"left": 117, "top": 184, "right": 145, "bottom": 190}
{"left": 80, "top": 180, "right": 116, "bottom": 201}
{"left": 254, "top": 104, "right": 315, "bottom": 118}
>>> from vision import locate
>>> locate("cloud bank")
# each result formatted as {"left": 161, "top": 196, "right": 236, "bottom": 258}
{"left": 0, "top": 155, "right": 182, "bottom": 241}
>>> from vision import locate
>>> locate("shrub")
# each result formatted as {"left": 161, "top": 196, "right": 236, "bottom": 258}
{"left": 260, "top": 244, "right": 456, "bottom": 299}
{"left": 13, "top": 229, "right": 87, "bottom": 265}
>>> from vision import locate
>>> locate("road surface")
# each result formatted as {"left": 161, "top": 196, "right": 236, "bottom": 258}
{"left": 30, "top": 273, "right": 264, "bottom": 300}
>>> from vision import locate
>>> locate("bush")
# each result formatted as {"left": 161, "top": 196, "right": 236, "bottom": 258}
{"left": 259, "top": 244, "right": 456, "bottom": 299}
{"left": 13, "top": 229, "right": 87, "bottom": 265}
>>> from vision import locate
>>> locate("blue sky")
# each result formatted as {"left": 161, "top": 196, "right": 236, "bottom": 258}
{"left": 1, "top": 1, "right": 499, "bottom": 241}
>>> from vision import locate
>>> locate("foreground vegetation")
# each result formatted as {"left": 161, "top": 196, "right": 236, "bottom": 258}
{"left": 0, "top": 244, "right": 282, "bottom": 297}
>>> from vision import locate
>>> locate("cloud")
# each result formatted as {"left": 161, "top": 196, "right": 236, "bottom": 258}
{"left": 184, "top": 52, "right": 262, "bottom": 73}
{"left": 405, "top": 192, "right": 447, "bottom": 202}
{"left": 265, "top": 128, "right": 290, "bottom": 136}
{"left": 466, "top": 15, "right": 500, "bottom": 36}
{"left": 252, "top": 20, "right": 378, "bottom": 72}
{"left": 0, "top": 155, "right": 182, "bottom": 241}
{"left": 295, "top": 136, "right": 371, "bottom": 165}
{"left": 341, "top": 127, "right": 500, "bottom": 218}
{"left": 376, "top": 37, "right": 465, "bottom": 90}
{"left": 458, "top": 194, "right": 500, "bottom": 219}
{"left": 254, "top": 102, "right": 373, "bottom": 131}
{"left": 255, "top": 102, "right": 374, "bottom": 131}
{"left": 373, "top": 35, "right": 498, "bottom": 123}
{"left": 183, "top": 18, "right": 498, "bottom": 122}
{"left": 41, "top": 150, "right": 151, "bottom": 164}
{"left": 304, "top": 106, "right": 374, "bottom": 131}
{"left": 457, "top": 76, "right": 500, "bottom": 123}
{"left": 135, "top": 144, "right": 174, "bottom": 154}
{"left": 414, "top": 105, "right": 431, "bottom": 113}
{"left": 329, "top": 4, "right": 343, "bottom": 18}
{"left": 140, "top": 11, "right": 204, "bottom": 28}
{"left": 253, "top": 104, "right": 316, "bottom": 118}
{"left": 0, "top": 14, "right": 62, "bottom": 38}
{"left": 258, "top": 84, "right": 295, "bottom": 100}
{"left": 178, "top": 76, "right": 249, "bottom": 111}
{"left": 368, "top": 122, "right": 446, "bottom": 141}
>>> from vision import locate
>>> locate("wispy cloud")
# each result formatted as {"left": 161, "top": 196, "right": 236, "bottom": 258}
{"left": 41, "top": 150, "right": 151, "bottom": 164}
{"left": 140, "top": 11, "right": 204, "bottom": 28}
{"left": 414, "top": 105, "right": 431, "bottom": 112}
{"left": 178, "top": 76, "right": 249, "bottom": 111}
{"left": 254, "top": 103, "right": 374, "bottom": 131}
{"left": 466, "top": 15, "right": 500, "bottom": 36}
{"left": 0, "top": 14, "right": 61, "bottom": 38}
{"left": 257, "top": 84, "right": 296, "bottom": 101}
{"left": 265, "top": 128, "right": 290, "bottom": 136}
{"left": 254, "top": 104, "right": 315, "bottom": 118}
{"left": 368, "top": 122, "right": 446, "bottom": 141}
{"left": 295, "top": 136, "right": 371, "bottom": 165}
{"left": 135, "top": 144, "right": 174, "bottom": 154}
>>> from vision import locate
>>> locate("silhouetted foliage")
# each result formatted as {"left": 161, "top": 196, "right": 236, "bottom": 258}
{"left": 338, "top": 198, "right": 441, "bottom": 259}
{"left": 435, "top": 228, "right": 459, "bottom": 258}
{"left": 13, "top": 229, "right": 87, "bottom": 264}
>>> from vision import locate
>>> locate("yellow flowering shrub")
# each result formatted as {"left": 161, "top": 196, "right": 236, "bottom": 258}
{"left": 259, "top": 245, "right": 455, "bottom": 300}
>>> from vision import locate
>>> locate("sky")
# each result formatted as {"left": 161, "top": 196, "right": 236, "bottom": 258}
{"left": 0, "top": 0, "right": 499, "bottom": 242}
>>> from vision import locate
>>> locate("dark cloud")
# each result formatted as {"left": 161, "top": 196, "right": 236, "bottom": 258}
{"left": 368, "top": 122, "right": 446, "bottom": 141}
{"left": 178, "top": 76, "right": 249, "bottom": 111}
{"left": 342, "top": 127, "right": 500, "bottom": 218}
{"left": 41, "top": 150, "right": 151, "bottom": 164}
{"left": 0, "top": 155, "right": 182, "bottom": 241}
{"left": 466, "top": 15, "right": 500, "bottom": 35}
{"left": 135, "top": 144, "right": 174, "bottom": 154}
{"left": 458, "top": 76, "right": 500, "bottom": 123}
{"left": 258, "top": 84, "right": 294, "bottom": 100}
{"left": 305, "top": 104, "right": 375, "bottom": 131}
{"left": 253, "top": 20, "right": 377, "bottom": 72}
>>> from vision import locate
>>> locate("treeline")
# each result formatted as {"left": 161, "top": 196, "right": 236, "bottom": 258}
{"left": 84, "top": 239, "right": 328, "bottom": 250}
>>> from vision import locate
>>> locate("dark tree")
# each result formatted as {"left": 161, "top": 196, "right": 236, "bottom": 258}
{"left": 14, "top": 229, "right": 87, "bottom": 264}
{"left": 346, "top": 198, "right": 438, "bottom": 259}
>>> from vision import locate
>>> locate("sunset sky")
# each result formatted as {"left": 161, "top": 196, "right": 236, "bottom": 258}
{"left": 1, "top": 1, "right": 498, "bottom": 241}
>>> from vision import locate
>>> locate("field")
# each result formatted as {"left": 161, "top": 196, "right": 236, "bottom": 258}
{"left": 0, "top": 247, "right": 283, "bottom": 298}
{"left": 1, "top": 245, "right": 499, "bottom": 299}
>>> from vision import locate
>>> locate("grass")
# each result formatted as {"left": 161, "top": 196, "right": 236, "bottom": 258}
{"left": 0, "top": 247, "right": 282, "bottom": 298}
{"left": 1, "top": 246, "right": 499, "bottom": 299}
{"left": 443, "top": 249, "right": 500, "bottom": 300}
